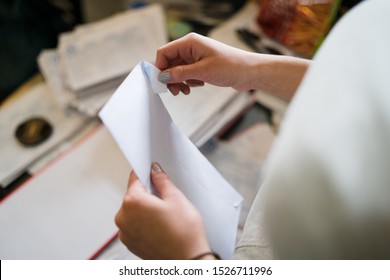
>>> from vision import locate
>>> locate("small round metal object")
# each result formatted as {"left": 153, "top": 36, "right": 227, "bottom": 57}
{"left": 15, "top": 117, "right": 53, "bottom": 147}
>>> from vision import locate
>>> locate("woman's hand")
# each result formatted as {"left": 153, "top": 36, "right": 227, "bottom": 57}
{"left": 155, "top": 32, "right": 260, "bottom": 95}
{"left": 115, "top": 162, "right": 212, "bottom": 259}
{"left": 155, "top": 32, "right": 310, "bottom": 100}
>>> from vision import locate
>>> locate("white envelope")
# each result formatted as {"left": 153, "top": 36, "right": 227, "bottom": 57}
{"left": 99, "top": 61, "right": 243, "bottom": 259}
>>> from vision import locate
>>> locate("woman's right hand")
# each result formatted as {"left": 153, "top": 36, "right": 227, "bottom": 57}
{"left": 155, "top": 32, "right": 310, "bottom": 100}
{"left": 155, "top": 32, "right": 260, "bottom": 95}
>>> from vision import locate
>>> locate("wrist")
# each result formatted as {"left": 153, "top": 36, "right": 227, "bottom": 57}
{"left": 241, "top": 52, "right": 269, "bottom": 91}
{"left": 253, "top": 54, "right": 310, "bottom": 100}
{"left": 190, "top": 251, "right": 221, "bottom": 260}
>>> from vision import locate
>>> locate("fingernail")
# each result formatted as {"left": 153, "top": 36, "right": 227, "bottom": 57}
{"left": 151, "top": 162, "right": 163, "bottom": 173}
{"left": 158, "top": 71, "right": 171, "bottom": 83}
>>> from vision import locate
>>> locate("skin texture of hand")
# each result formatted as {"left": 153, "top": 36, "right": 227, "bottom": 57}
{"left": 115, "top": 162, "right": 213, "bottom": 260}
{"left": 155, "top": 32, "right": 310, "bottom": 101}
{"left": 156, "top": 32, "right": 258, "bottom": 94}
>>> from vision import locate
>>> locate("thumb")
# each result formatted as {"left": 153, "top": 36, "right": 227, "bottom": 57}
{"left": 158, "top": 63, "right": 205, "bottom": 84}
{"left": 150, "top": 162, "right": 178, "bottom": 199}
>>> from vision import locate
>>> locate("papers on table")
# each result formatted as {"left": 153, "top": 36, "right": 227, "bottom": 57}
{"left": 0, "top": 61, "right": 246, "bottom": 259}
{"left": 0, "top": 4, "right": 260, "bottom": 259}
{"left": 99, "top": 61, "right": 243, "bottom": 259}
{"left": 0, "top": 126, "right": 131, "bottom": 259}
{"left": 0, "top": 83, "right": 88, "bottom": 187}
{"left": 161, "top": 83, "right": 253, "bottom": 147}
{"left": 37, "top": 2, "right": 253, "bottom": 146}
{"left": 38, "top": 4, "right": 167, "bottom": 116}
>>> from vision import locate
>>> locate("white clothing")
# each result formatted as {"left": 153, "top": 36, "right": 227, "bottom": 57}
{"left": 233, "top": 0, "right": 390, "bottom": 259}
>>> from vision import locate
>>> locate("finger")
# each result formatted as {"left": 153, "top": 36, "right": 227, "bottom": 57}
{"left": 179, "top": 83, "right": 190, "bottom": 95}
{"left": 127, "top": 170, "right": 138, "bottom": 187}
{"left": 150, "top": 162, "right": 180, "bottom": 199}
{"left": 115, "top": 209, "right": 124, "bottom": 229}
{"left": 155, "top": 35, "right": 193, "bottom": 70}
{"left": 186, "top": 79, "right": 204, "bottom": 88}
{"left": 165, "top": 62, "right": 208, "bottom": 84}
{"left": 166, "top": 83, "right": 191, "bottom": 95}
{"left": 167, "top": 84, "right": 181, "bottom": 95}
{"left": 127, "top": 170, "right": 147, "bottom": 194}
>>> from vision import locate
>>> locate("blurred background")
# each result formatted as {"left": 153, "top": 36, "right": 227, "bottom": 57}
{"left": 0, "top": 0, "right": 363, "bottom": 103}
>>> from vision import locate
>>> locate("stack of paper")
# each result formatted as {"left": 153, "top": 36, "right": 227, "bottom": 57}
{"left": 38, "top": 4, "right": 167, "bottom": 116}
{"left": 38, "top": 3, "right": 254, "bottom": 147}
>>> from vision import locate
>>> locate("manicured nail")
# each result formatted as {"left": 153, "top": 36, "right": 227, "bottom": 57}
{"left": 151, "top": 162, "right": 163, "bottom": 173}
{"left": 158, "top": 71, "right": 171, "bottom": 83}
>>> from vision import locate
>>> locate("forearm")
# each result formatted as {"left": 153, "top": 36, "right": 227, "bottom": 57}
{"left": 155, "top": 33, "right": 310, "bottom": 100}
{"left": 245, "top": 54, "right": 311, "bottom": 101}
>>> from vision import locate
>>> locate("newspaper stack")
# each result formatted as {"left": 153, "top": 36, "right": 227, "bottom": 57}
{"left": 38, "top": 4, "right": 167, "bottom": 116}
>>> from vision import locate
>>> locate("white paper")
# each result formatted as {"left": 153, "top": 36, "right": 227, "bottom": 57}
{"left": 0, "top": 127, "right": 131, "bottom": 259}
{"left": 99, "top": 61, "right": 243, "bottom": 259}
{"left": 189, "top": 92, "right": 254, "bottom": 147}
{"left": 38, "top": 4, "right": 168, "bottom": 117}
{"left": 38, "top": 49, "right": 119, "bottom": 116}
{"left": 37, "top": 49, "right": 75, "bottom": 106}
{"left": 160, "top": 85, "right": 239, "bottom": 139}
{"left": 58, "top": 4, "right": 166, "bottom": 92}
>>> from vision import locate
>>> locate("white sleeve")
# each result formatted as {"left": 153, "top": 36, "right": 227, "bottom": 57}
{"left": 238, "top": 0, "right": 390, "bottom": 259}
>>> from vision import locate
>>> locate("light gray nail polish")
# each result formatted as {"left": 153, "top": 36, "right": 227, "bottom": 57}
{"left": 151, "top": 162, "right": 163, "bottom": 173}
{"left": 158, "top": 71, "right": 171, "bottom": 83}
